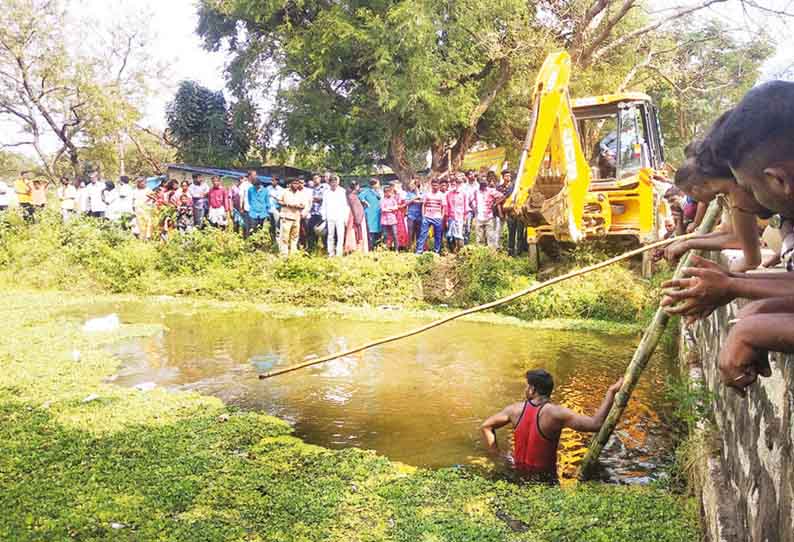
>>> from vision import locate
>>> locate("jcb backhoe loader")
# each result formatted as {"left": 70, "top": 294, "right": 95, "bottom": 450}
{"left": 503, "top": 51, "right": 671, "bottom": 271}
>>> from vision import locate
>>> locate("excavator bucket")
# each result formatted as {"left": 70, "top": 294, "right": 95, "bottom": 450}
{"left": 505, "top": 51, "right": 593, "bottom": 242}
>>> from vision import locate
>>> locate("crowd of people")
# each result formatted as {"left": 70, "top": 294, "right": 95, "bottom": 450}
{"left": 0, "top": 167, "right": 532, "bottom": 257}
{"left": 655, "top": 81, "right": 794, "bottom": 395}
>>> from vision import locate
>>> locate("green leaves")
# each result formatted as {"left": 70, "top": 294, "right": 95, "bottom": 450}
{"left": 0, "top": 288, "right": 699, "bottom": 542}
{"left": 166, "top": 80, "right": 257, "bottom": 166}
{"left": 196, "top": 0, "right": 543, "bottom": 175}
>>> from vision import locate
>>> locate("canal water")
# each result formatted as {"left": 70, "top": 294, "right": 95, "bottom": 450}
{"left": 91, "top": 301, "right": 676, "bottom": 483}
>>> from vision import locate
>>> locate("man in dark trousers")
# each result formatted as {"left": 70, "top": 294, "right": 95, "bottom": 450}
{"left": 480, "top": 369, "right": 622, "bottom": 482}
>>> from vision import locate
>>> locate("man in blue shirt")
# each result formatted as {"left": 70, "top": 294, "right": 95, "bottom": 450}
{"left": 358, "top": 179, "right": 382, "bottom": 249}
{"left": 247, "top": 178, "right": 270, "bottom": 239}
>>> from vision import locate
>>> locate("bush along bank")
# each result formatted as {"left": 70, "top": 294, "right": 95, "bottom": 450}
{"left": 0, "top": 210, "right": 661, "bottom": 324}
{"left": 0, "top": 291, "right": 699, "bottom": 541}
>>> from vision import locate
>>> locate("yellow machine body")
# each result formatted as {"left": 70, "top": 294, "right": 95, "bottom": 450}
{"left": 504, "top": 51, "right": 670, "bottom": 247}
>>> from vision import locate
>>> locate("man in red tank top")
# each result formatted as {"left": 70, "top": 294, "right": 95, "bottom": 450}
{"left": 480, "top": 369, "right": 623, "bottom": 482}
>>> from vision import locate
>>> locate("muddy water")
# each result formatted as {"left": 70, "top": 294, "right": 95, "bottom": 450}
{"left": 96, "top": 302, "right": 676, "bottom": 482}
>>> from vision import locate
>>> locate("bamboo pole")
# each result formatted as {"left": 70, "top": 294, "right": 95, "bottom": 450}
{"left": 577, "top": 199, "right": 723, "bottom": 480}
{"left": 259, "top": 232, "right": 697, "bottom": 381}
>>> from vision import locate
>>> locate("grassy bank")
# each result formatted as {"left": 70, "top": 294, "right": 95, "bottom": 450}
{"left": 0, "top": 210, "right": 662, "bottom": 325}
{"left": 0, "top": 290, "right": 698, "bottom": 541}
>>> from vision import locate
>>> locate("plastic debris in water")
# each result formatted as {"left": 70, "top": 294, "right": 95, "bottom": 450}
{"left": 133, "top": 382, "right": 156, "bottom": 392}
{"left": 72, "top": 350, "right": 81, "bottom": 362}
{"left": 82, "top": 314, "right": 120, "bottom": 333}
{"left": 249, "top": 353, "right": 281, "bottom": 373}
{"left": 82, "top": 393, "right": 100, "bottom": 403}
{"left": 110, "top": 523, "right": 125, "bottom": 530}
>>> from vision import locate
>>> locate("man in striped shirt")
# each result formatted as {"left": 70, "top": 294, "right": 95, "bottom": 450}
{"left": 445, "top": 177, "right": 469, "bottom": 253}
{"left": 415, "top": 178, "right": 447, "bottom": 254}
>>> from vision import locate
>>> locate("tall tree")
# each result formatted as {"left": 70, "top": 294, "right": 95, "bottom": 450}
{"left": 165, "top": 80, "right": 256, "bottom": 166}
{"left": 639, "top": 19, "right": 773, "bottom": 160}
{"left": 197, "top": 0, "right": 775, "bottom": 178}
{"left": 0, "top": 149, "right": 37, "bottom": 177}
{"left": 0, "top": 0, "right": 160, "bottom": 178}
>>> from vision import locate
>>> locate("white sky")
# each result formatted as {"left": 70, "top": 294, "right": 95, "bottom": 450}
{"left": 72, "top": 0, "right": 228, "bottom": 128}
{"left": 4, "top": 0, "right": 794, "bottom": 158}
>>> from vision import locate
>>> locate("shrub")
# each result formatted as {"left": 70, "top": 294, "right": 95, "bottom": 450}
{"left": 419, "top": 245, "right": 532, "bottom": 306}
{"left": 503, "top": 264, "right": 649, "bottom": 322}
{"left": 0, "top": 216, "right": 657, "bottom": 322}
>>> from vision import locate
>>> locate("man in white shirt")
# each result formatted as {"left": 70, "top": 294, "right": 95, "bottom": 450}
{"left": 56, "top": 177, "right": 78, "bottom": 221}
{"left": 76, "top": 179, "right": 90, "bottom": 215}
{"left": 87, "top": 172, "right": 107, "bottom": 218}
{"left": 459, "top": 171, "right": 479, "bottom": 243}
{"left": 116, "top": 176, "right": 135, "bottom": 216}
{"left": 0, "top": 179, "right": 10, "bottom": 212}
{"left": 188, "top": 174, "right": 210, "bottom": 227}
{"left": 103, "top": 182, "right": 121, "bottom": 222}
{"left": 321, "top": 175, "right": 350, "bottom": 257}
{"left": 267, "top": 176, "right": 285, "bottom": 244}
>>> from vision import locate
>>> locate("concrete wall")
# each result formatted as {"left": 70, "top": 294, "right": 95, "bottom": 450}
{"left": 683, "top": 252, "right": 794, "bottom": 542}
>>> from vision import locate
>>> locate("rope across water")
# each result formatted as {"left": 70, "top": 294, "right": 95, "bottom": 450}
{"left": 259, "top": 233, "right": 695, "bottom": 380}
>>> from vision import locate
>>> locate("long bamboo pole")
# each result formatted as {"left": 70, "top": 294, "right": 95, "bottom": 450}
{"left": 259, "top": 232, "right": 697, "bottom": 381}
{"left": 577, "top": 199, "right": 723, "bottom": 480}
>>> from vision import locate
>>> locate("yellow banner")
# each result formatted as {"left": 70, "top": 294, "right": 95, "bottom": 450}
{"left": 460, "top": 147, "right": 506, "bottom": 173}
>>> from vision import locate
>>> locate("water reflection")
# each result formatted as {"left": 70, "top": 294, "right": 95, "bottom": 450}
{"left": 87, "top": 301, "right": 676, "bottom": 482}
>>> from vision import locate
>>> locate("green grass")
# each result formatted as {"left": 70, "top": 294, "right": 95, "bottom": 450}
{"left": 0, "top": 209, "right": 663, "bottom": 325}
{"left": 0, "top": 290, "right": 699, "bottom": 541}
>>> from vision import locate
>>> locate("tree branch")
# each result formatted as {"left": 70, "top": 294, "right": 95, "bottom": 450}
{"left": 578, "top": 0, "right": 638, "bottom": 65}
{"left": 128, "top": 129, "right": 165, "bottom": 174}
{"left": 588, "top": 0, "right": 729, "bottom": 65}
{"left": 136, "top": 124, "right": 179, "bottom": 149}
{"left": 0, "top": 141, "right": 35, "bottom": 149}
{"left": 740, "top": 0, "right": 794, "bottom": 17}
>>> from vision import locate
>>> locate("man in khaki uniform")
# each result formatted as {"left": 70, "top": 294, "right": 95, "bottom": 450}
{"left": 278, "top": 178, "right": 305, "bottom": 256}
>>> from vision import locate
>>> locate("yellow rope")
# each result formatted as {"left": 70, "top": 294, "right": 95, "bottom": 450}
{"left": 259, "top": 234, "right": 694, "bottom": 380}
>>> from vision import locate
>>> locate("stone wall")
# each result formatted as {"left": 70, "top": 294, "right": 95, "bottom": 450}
{"left": 683, "top": 252, "right": 794, "bottom": 542}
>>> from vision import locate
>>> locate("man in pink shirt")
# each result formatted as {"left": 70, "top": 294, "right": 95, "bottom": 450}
{"left": 207, "top": 176, "right": 230, "bottom": 227}
{"left": 471, "top": 177, "right": 505, "bottom": 249}
{"left": 380, "top": 183, "right": 401, "bottom": 251}
{"left": 416, "top": 178, "right": 446, "bottom": 254}
{"left": 445, "top": 177, "right": 468, "bottom": 252}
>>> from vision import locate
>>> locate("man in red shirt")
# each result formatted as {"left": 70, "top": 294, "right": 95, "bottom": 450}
{"left": 415, "top": 178, "right": 446, "bottom": 254}
{"left": 207, "top": 176, "right": 230, "bottom": 228}
{"left": 480, "top": 369, "right": 622, "bottom": 483}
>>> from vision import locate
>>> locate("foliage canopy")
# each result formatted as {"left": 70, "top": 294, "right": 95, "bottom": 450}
{"left": 197, "top": 0, "right": 773, "bottom": 177}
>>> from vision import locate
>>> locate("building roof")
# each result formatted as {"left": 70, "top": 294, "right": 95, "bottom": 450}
{"left": 165, "top": 164, "right": 273, "bottom": 181}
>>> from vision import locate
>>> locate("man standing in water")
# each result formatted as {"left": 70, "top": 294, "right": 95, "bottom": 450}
{"left": 480, "top": 369, "right": 622, "bottom": 482}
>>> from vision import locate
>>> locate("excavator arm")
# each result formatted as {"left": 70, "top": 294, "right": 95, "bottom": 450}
{"left": 504, "top": 51, "right": 601, "bottom": 242}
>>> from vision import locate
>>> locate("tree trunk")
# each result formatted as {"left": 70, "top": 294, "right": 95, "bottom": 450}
{"left": 577, "top": 199, "right": 723, "bottom": 480}
{"left": 430, "top": 57, "right": 512, "bottom": 177}
{"left": 69, "top": 149, "right": 80, "bottom": 176}
{"left": 387, "top": 131, "right": 414, "bottom": 183}
{"left": 429, "top": 141, "right": 447, "bottom": 174}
